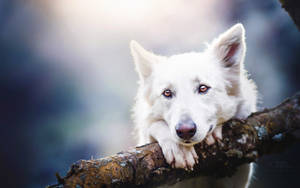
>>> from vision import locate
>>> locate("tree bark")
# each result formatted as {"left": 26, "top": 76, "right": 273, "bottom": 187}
{"left": 48, "top": 92, "right": 300, "bottom": 188}
{"left": 279, "top": 0, "right": 300, "bottom": 30}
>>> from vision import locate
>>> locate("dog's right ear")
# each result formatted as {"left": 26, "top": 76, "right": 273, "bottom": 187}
{"left": 130, "top": 40, "right": 162, "bottom": 81}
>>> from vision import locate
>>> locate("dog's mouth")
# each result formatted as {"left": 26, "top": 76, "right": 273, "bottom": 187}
{"left": 177, "top": 133, "right": 207, "bottom": 146}
{"left": 178, "top": 139, "right": 198, "bottom": 146}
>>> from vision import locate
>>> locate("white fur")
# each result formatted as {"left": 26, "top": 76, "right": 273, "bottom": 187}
{"left": 131, "top": 23, "right": 257, "bottom": 187}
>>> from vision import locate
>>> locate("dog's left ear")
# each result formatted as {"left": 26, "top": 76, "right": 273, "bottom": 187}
{"left": 210, "top": 23, "right": 246, "bottom": 71}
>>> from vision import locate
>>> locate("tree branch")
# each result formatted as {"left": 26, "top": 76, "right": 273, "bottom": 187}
{"left": 48, "top": 92, "right": 300, "bottom": 188}
{"left": 279, "top": 0, "right": 300, "bottom": 30}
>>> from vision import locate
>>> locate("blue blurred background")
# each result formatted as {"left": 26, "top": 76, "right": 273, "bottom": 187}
{"left": 1, "top": 0, "right": 300, "bottom": 187}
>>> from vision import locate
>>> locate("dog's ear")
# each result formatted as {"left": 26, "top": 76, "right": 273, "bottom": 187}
{"left": 130, "top": 40, "right": 162, "bottom": 81}
{"left": 210, "top": 23, "right": 246, "bottom": 72}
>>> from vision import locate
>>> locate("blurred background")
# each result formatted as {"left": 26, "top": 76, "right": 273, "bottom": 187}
{"left": 1, "top": 0, "right": 299, "bottom": 187}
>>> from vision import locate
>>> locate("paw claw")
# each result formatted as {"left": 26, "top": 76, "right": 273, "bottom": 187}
{"left": 159, "top": 140, "right": 198, "bottom": 170}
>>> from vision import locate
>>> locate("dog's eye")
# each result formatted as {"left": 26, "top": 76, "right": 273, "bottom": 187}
{"left": 162, "top": 89, "right": 173, "bottom": 98}
{"left": 198, "top": 84, "right": 210, "bottom": 94}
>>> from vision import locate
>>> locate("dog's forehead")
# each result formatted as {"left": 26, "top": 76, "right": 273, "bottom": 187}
{"left": 153, "top": 52, "right": 222, "bottom": 83}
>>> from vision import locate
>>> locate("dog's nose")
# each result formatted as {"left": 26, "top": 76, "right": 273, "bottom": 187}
{"left": 175, "top": 121, "right": 196, "bottom": 140}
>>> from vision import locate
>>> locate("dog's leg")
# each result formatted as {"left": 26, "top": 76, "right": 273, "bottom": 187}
{"left": 148, "top": 121, "right": 198, "bottom": 170}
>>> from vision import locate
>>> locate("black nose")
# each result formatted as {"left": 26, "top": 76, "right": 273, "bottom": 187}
{"left": 175, "top": 121, "right": 197, "bottom": 140}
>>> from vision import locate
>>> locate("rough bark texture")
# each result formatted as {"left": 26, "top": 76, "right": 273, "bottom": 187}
{"left": 48, "top": 92, "right": 300, "bottom": 188}
{"left": 279, "top": 0, "right": 300, "bottom": 30}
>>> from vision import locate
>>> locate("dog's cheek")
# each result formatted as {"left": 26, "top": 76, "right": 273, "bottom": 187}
{"left": 149, "top": 98, "right": 171, "bottom": 120}
{"left": 163, "top": 103, "right": 174, "bottom": 124}
{"left": 194, "top": 128, "right": 208, "bottom": 143}
{"left": 214, "top": 93, "right": 239, "bottom": 122}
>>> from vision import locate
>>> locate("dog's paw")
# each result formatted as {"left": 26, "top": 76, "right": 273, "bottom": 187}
{"left": 159, "top": 139, "right": 198, "bottom": 170}
{"left": 205, "top": 126, "right": 223, "bottom": 145}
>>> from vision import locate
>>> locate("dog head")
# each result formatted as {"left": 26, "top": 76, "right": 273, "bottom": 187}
{"left": 131, "top": 24, "right": 246, "bottom": 145}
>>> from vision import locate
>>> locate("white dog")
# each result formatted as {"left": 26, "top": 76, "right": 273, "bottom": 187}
{"left": 130, "top": 23, "right": 257, "bottom": 188}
